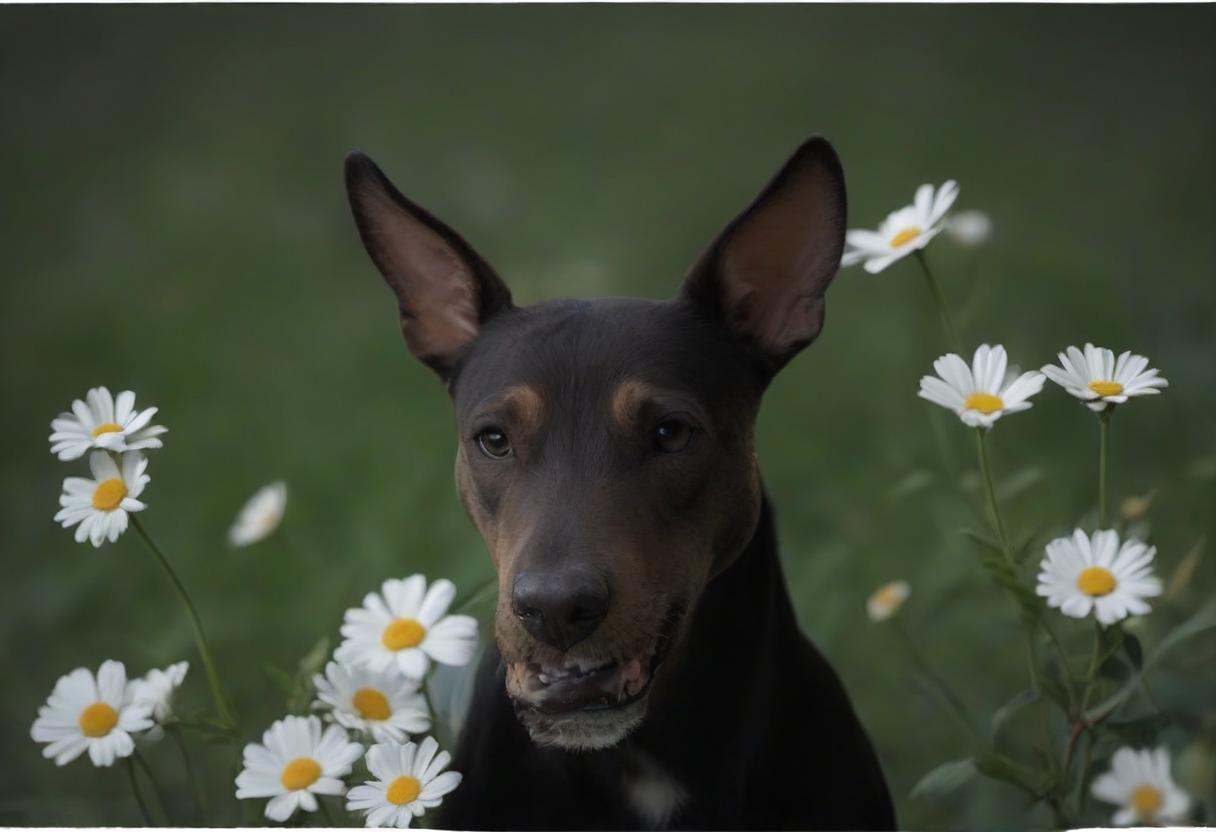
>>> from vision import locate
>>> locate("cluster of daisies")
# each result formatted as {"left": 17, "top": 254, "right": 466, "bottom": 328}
{"left": 849, "top": 182, "right": 1192, "bottom": 825}
{"left": 48, "top": 385, "right": 290, "bottom": 549}
{"left": 31, "top": 659, "right": 189, "bottom": 767}
{"left": 234, "top": 574, "right": 477, "bottom": 826}
{"left": 49, "top": 386, "right": 165, "bottom": 546}
{"left": 849, "top": 182, "right": 1171, "bottom": 631}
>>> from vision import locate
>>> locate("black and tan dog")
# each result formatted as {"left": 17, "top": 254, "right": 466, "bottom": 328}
{"left": 344, "top": 136, "right": 894, "bottom": 830}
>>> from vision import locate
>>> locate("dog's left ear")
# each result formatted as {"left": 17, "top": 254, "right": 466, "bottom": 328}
{"left": 679, "top": 136, "right": 846, "bottom": 372}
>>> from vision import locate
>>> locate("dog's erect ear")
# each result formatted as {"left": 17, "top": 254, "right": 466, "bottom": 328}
{"left": 679, "top": 136, "right": 846, "bottom": 372}
{"left": 345, "top": 152, "right": 513, "bottom": 377}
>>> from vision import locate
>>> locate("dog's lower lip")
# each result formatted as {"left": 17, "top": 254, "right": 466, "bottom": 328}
{"left": 516, "top": 657, "right": 651, "bottom": 715}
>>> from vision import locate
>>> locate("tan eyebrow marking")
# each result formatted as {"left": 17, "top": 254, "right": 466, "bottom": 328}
{"left": 610, "top": 379, "right": 655, "bottom": 429}
{"left": 501, "top": 384, "right": 544, "bottom": 434}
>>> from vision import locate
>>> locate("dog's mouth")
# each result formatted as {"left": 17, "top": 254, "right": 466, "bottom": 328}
{"left": 506, "top": 601, "right": 684, "bottom": 718}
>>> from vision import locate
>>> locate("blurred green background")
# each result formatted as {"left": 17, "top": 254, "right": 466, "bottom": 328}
{"left": 3, "top": 4, "right": 1214, "bottom": 828}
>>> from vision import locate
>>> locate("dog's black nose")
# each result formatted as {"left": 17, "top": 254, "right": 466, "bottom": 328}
{"left": 511, "top": 569, "right": 610, "bottom": 651}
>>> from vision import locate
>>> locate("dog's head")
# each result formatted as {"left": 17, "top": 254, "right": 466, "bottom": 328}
{"left": 345, "top": 138, "right": 846, "bottom": 750}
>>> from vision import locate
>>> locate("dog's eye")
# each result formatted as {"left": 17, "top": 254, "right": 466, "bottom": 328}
{"left": 654, "top": 419, "right": 694, "bottom": 454}
{"left": 476, "top": 428, "right": 512, "bottom": 459}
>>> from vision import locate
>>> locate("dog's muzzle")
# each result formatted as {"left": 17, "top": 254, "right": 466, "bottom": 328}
{"left": 502, "top": 600, "right": 686, "bottom": 750}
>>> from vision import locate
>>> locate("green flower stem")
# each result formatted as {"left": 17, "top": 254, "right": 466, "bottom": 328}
{"left": 124, "top": 757, "right": 154, "bottom": 825}
{"left": 131, "top": 515, "right": 238, "bottom": 730}
{"left": 1063, "top": 621, "right": 1106, "bottom": 812}
{"left": 890, "top": 618, "right": 978, "bottom": 740}
{"left": 1077, "top": 730, "right": 1096, "bottom": 815}
{"left": 1098, "top": 409, "right": 1111, "bottom": 528}
{"left": 169, "top": 723, "right": 209, "bottom": 824}
{"left": 132, "top": 748, "right": 171, "bottom": 824}
{"left": 974, "top": 428, "right": 1079, "bottom": 701}
{"left": 914, "top": 250, "right": 962, "bottom": 353}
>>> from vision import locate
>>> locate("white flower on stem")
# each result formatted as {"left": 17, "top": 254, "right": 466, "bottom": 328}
{"left": 336, "top": 576, "right": 478, "bottom": 681}
{"left": 841, "top": 180, "right": 959, "bottom": 273}
{"left": 234, "top": 715, "right": 363, "bottom": 822}
{"left": 313, "top": 661, "right": 431, "bottom": 744}
{"left": 134, "top": 661, "right": 189, "bottom": 724}
{"left": 30, "top": 660, "right": 154, "bottom": 767}
{"left": 1036, "top": 529, "right": 1162, "bottom": 625}
{"left": 1041, "top": 343, "right": 1168, "bottom": 412}
{"left": 945, "top": 209, "right": 992, "bottom": 246}
{"left": 867, "top": 580, "right": 910, "bottom": 622}
{"left": 1091, "top": 746, "right": 1192, "bottom": 826}
{"left": 229, "top": 481, "right": 287, "bottom": 547}
{"left": 54, "top": 451, "right": 150, "bottom": 547}
{"left": 917, "top": 344, "right": 1045, "bottom": 428}
{"left": 346, "top": 738, "right": 463, "bottom": 828}
{"left": 48, "top": 387, "right": 167, "bottom": 461}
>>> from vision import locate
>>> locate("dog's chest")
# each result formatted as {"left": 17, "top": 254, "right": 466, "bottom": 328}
{"left": 621, "top": 751, "right": 687, "bottom": 828}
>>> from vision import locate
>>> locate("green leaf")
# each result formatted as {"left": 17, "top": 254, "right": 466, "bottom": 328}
{"left": 265, "top": 665, "right": 296, "bottom": 696}
{"left": 1088, "top": 599, "right": 1216, "bottom": 721}
{"left": 297, "top": 636, "right": 330, "bottom": 677}
{"left": 1038, "top": 673, "right": 1072, "bottom": 710}
{"left": 1106, "top": 713, "right": 1170, "bottom": 745}
{"left": 959, "top": 527, "right": 1003, "bottom": 554}
{"left": 1151, "top": 599, "right": 1216, "bottom": 662}
{"left": 990, "top": 689, "right": 1039, "bottom": 742}
{"left": 974, "top": 751, "right": 1049, "bottom": 797}
{"left": 996, "top": 466, "right": 1044, "bottom": 502}
{"left": 910, "top": 758, "right": 977, "bottom": 801}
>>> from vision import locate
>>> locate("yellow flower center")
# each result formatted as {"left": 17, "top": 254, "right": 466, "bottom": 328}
{"left": 78, "top": 702, "right": 119, "bottom": 737}
{"left": 91, "top": 422, "right": 124, "bottom": 438}
{"left": 352, "top": 687, "right": 392, "bottom": 720}
{"left": 889, "top": 227, "right": 921, "bottom": 248}
{"left": 872, "top": 584, "right": 904, "bottom": 609}
{"left": 1088, "top": 380, "right": 1124, "bottom": 397}
{"left": 1132, "top": 784, "right": 1163, "bottom": 816}
{"left": 280, "top": 757, "right": 322, "bottom": 791}
{"left": 964, "top": 392, "right": 1004, "bottom": 414}
{"left": 381, "top": 618, "right": 426, "bottom": 651}
{"left": 91, "top": 479, "right": 128, "bottom": 511}
{"left": 386, "top": 775, "right": 422, "bottom": 805}
{"left": 1076, "top": 566, "right": 1117, "bottom": 597}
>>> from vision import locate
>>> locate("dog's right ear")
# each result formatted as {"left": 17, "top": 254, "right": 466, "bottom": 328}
{"left": 345, "top": 152, "right": 513, "bottom": 378}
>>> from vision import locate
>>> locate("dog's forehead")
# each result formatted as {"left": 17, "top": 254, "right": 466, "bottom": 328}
{"left": 451, "top": 297, "right": 756, "bottom": 419}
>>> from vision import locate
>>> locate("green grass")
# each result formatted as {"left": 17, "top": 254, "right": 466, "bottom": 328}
{"left": 2, "top": 5, "right": 1214, "bottom": 828}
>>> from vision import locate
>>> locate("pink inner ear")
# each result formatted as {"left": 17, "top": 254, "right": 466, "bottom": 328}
{"left": 355, "top": 181, "right": 484, "bottom": 367}
{"left": 718, "top": 169, "right": 841, "bottom": 356}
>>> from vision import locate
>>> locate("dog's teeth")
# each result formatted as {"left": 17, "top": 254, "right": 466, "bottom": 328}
{"left": 538, "top": 673, "right": 553, "bottom": 685}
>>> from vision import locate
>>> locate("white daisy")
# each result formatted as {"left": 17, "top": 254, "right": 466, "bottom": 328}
{"left": 229, "top": 481, "right": 288, "bottom": 547}
{"left": 917, "top": 344, "right": 1045, "bottom": 428}
{"left": 346, "top": 738, "right": 463, "bottom": 828}
{"left": 30, "top": 660, "right": 154, "bottom": 767}
{"left": 1091, "top": 746, "right": 1192, "bottom": 826}
{"left": 336, "top": 576, "right": 478, "bottom": 681}
{"left": 841, "top": 180, "right": 959, "bottom": 273}
{"left": 53, "top": 451, "right": 150, "bottom": 547}
{"left": 945, "top": 209, "right": 992, "bottom": 247}
{"left": 48, "top": 386, "right": 167, "bottom": 461}
{"left": 1041, "top": 343, "right": 1168, "bottom": 412}
{"left": 134, "top": 661, "right": 189, "bottom": 724}
{"left": 313, "top": 661, "right": 431, "bottom": 744}
{"left": 234, "top": 714, "right": 364, "bottom": 822}
{"left": 866, "top": 580, "right": 910, "bottom": 622}
{"left": 1036, "top": 529, "right": 1162, "bottom": 625}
